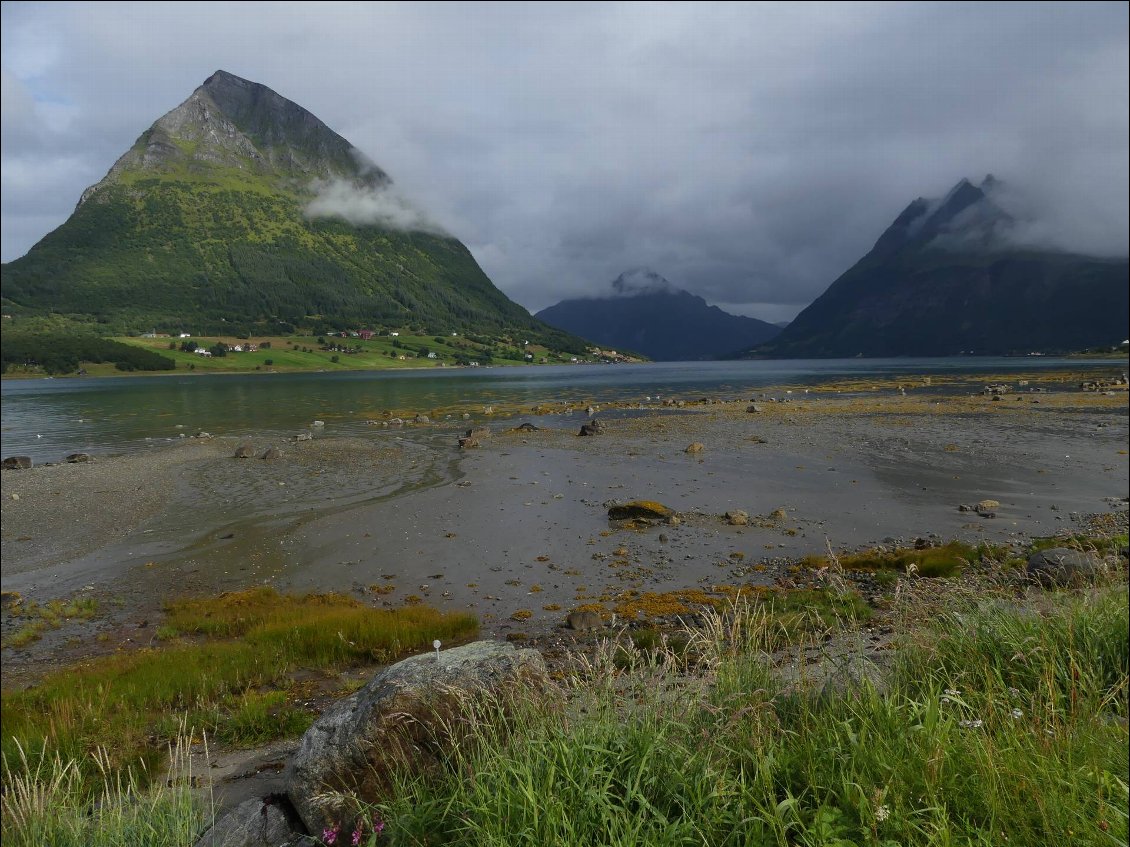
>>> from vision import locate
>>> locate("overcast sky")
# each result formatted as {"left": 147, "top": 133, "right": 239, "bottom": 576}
{"left": 2, "top": 2, "right": 1127, "bottom": 322}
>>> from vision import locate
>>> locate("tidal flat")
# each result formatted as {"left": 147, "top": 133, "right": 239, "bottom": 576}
{"left": 2, "top": 369, "right": 1126, "bottom": 679}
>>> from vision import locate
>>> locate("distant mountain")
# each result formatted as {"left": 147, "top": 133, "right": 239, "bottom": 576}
{"left": 536, "top": 270, "right": 781, "bottom": 361}
{"left": 0, "top": 70, "right": 582, "bottom": 350}
{"left": 750, "top": 176, "right": 1129, "bottom": 357}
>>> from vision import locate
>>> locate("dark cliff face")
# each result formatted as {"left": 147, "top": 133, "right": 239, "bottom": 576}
{"left": 750, "top": 177, "right": 1129, "bottom": 357}
{"left": 537, "top": 272, "right": 781, "bottom": 361}
{"left": 0, "top": 72, "right": 577, "bottom": 347}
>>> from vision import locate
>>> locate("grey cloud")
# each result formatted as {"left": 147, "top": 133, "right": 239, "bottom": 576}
{"left": 304, "top": 179, "right": 446, "bottom": 234}
{"left": 1, "top": 2, "right": 1126, "bottom": 323}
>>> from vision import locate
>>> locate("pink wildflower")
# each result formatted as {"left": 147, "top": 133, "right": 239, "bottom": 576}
{"left": 322, "top": 823, "right": 340, "bottom": 845}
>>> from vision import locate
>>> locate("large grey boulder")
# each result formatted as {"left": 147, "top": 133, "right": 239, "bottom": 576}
{"left": 192, "top": 798, "right": 302, "bottom": 847}
{"left": 2, "top": 456, "right": 32, "bottom": 470}
{"left": 1026, "top": 547, "right": 1103, "bottom": 588}
{"left": 286, "top": 641, "right": 548, "bottom": 834}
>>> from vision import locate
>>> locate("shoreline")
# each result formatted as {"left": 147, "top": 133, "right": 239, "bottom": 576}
{"left": 3, "top": 352, "right": 1126, "bottom": 382}
{"left": 2, "top": 371, "right": 1126, "bottom": 684}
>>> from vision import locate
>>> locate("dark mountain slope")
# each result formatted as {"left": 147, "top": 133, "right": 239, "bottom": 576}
{"left": 538, "top": 270, "right": 780, "bottom": 361}
{"left": 751, "top": 177, "right": 1128, "bottom": 357}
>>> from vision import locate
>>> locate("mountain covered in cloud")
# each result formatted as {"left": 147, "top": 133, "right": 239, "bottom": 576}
{"left": 536, "top": 270, "right": 781, "bottom": 361}
{"left": 0, "top": 71, "right": 580, "bottom": 348}
{"left": 749, "top": 176, "right": 1129, "bottom": 357}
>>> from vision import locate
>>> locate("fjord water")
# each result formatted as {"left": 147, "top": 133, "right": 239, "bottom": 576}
{"left": 1, "top": 358, "right": 1123, "bottom": 463}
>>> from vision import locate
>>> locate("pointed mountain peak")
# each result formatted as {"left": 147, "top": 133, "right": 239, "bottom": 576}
{"left": 80, "top": 71, "right": 385, "bottom": 205}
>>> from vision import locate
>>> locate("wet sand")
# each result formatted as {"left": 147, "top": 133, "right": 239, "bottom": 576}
{"left": 2, "top": 373, "right": 1127, "bottom": 677}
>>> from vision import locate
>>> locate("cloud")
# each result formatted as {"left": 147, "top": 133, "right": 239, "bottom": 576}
{"left": 1, "top": 3, "right": 1126, "bottom": 321}
{"left": 303, "top": 179, "right": 446, "bottom": 234}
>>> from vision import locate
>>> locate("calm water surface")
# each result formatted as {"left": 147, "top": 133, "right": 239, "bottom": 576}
{"left": 2, "top": 358, "right": 1124, "bottom": 463}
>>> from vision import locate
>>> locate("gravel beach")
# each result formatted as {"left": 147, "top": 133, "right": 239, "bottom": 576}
{"left": 2, "top": 373, "right": 1127, "bottom": 678}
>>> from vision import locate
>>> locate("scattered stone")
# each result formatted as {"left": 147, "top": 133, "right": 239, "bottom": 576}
{"left": 565, "top": 610, "right": 603, "bottom": 631}
{"left": 458, "top": 436, "right": 480, "bottom": 449}
{"left": 414, "top": 414, "right": 430, "bottom": 424}
{"left": 191, "top": 797, "right": 301, "bottom": 847}
{"left": 608, "top": 500, "right": 674, "bottom": 521}
{"left": 261, "top": 447, "right": 282, "bottom": 460}
{"left": 513, "top": 422, "right": 540, "bottom": 433}
{"left": 2, "top": 456, "right": 32, "bottom": 470}
{"left": 65, "top": 453, "right": 91, "bottom": 463}
{"left": 233, "top": 443, "right": 256, "bottom": 459}
{"left": 725, "top": 510, "right": 750, "bottom": 526}
{"left": 685, "top": 442, "right": 705, "bottom": 454}
{"left": 465, "top": 426, "right": 491, "bottom": 439}
{"left": 746, "top": 404, "right": 763, "bottom": 413}
{"left": 1026, "top": 547, "right": 1103, "bottom": 588}
{"left": 292, "top": 432, "right": 313, "bottom": 442}
{"left": 578, "top": 419, "right": 604, "bottom": 437}
{"left": 769, "top": 508, "right": 788, "bottom": 521}
{"left": 286, "top": 641, "right": 547, "bottom": 834}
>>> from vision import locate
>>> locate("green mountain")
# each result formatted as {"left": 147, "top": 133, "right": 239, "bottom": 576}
{"left": 0, "top": 70, "right": 582, "bottom": 349}
{"left": 751, "top": 176, "right": 1129, "bottom": 357}
{"left": 537, "top": 269, "right": 780, "bottom": 360}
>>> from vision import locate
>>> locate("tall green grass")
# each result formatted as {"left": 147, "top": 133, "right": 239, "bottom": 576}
{"left": 1, "top": 730, "right": 206, "bottom": 847}
{"left": 356, "top": 587, "right": 1128, "bottom": 846}
{"left": 1, "top": 589, "right": 477, "bottom": 799}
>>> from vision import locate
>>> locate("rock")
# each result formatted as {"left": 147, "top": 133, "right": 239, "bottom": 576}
{"left": 769, "top": 508, "right": 788, "bottom": 521}
{"left": 607, "top": 500, "right": 675, "bottom": 521}
{"left": 975, "top": 499, "right": 1000, "bottom": 512}
{"left": 725, "top": 510, "right": 749, "bottom": 526}
{"left": 192, "top": 797, "right": 301, "bottom": 847}
{"left": 414, "top": 414, "right": 430, "bottom": 424}
{"left": 1026, "top": 547, "right": 1103, "bottom": 588}
{"left": 233, "top": 443, "right": 256, "bottom": 459}
{"left": 746, "top": 404, "right": 763, "bottom": 413}
{"left": 261, "top": 447, "right": 282, "bottom": 460}
{"left": 457, "top": 436, "right": 480, "bottom": 449}
{"left": 311, "top": 420, "right": 325, "bottom": 427}
{"left": 386, "top": 418, "right": 404, "bottom": 427}
{"left": 817, "top": 652, "right": 893, "bottom": 699}
{"left": 292, "top": 432, "right": 313, "bottom": 442}
{"left": 685, "top": 442, "right": 705, "bottom": 454}
{"left": 195, "top": 431, "right": 213, "bottom": 439}
{"left": 286, "top": 641, "right": 547, "bottom": 834}
{"left": 465, "top": 426, "right": 491, "bottom": 439}
{"left": 513, "top": 422, "right": 540, "bottom": 432}
{"left": 578, "top": 418, "right": 604, "bottom": 437}
{"left": 65, "top": 453, "right": 91, "bottom": 463}
{"left": 565, "top": 610, "right": 603, "bottom": 631}
{"left": 2, "top": 456, "right": 32, "bottom": 470}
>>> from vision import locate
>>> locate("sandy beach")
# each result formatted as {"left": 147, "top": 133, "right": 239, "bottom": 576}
{"left": 2, "top": 371, "right": 1127, "bottom": 680}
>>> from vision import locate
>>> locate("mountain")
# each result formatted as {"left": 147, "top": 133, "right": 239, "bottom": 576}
{"left": 750, "top": 176, "right": 1129, "bottom": 357}
{"left": 536, "top": 270, "right": 781, "bottom": 361}
{"left": 0, "top": 71, "right": 581, "bottom": 348}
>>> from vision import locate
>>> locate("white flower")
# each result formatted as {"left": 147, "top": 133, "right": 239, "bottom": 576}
{"left": 945, "top": 688, "right": 961, "bottom": 697}
{"left": 875, "top": 805, "right": 891, "bottom": 823}
{"left": 959, "top": 719, "right": 984, "bottom": 729}
{"left": 1011, "top": 708, "right": 1023, "bottom": 719}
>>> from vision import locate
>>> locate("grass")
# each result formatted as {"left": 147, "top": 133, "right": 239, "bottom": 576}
{"left": 108, "top": 331, "right": 594, "bottom": 376}
{"left": 801, "top": 541, "right": 1005, "bottom": 578}
{"left": 1, "top": 588, "right": 477, "bottom": 801}
{"left": 337, "top": 584, "right": 1128, "bottom": 846}
{"left": 1, "top": 596, "right": 99, "bottom": 649}
{"left": 1030, "top": 533, "right": 1129, "bottom": 555}
{"left": 1, "top": 730, "right": 206, "bottom": 847}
